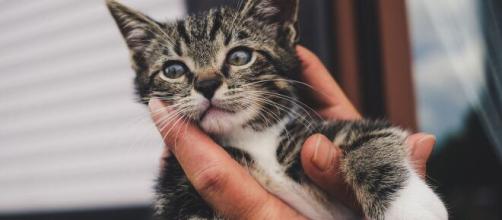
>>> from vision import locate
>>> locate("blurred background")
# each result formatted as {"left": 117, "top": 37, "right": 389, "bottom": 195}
{"left": 0, "top": 0, "right": 500, "bottom": 219}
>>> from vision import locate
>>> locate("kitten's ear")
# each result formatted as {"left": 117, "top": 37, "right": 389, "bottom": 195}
{"left": 106, "top": 0, "right": 165, "bottom": 52}
{"left": 240, "top": 0, "right": 300, "bottom": 43}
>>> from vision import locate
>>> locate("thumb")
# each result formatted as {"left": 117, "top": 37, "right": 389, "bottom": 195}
{"left": 301, "top": 134, "right": 361, "bottom": 212}
{"left": 407, "top": 133, "right": 436, "bottom": 179}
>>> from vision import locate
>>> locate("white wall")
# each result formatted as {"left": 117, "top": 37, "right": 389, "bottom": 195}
{"left": 0, "top": 0, "right": 186, "bottom": 214}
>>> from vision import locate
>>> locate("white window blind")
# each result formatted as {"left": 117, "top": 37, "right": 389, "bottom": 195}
{"left": 0, "top": 0, "right": 186, "bottom": 214}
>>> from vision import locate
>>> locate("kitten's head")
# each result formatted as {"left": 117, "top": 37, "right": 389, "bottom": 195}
{"left": 107, "top": 0, "right": 301, "bottom": 134}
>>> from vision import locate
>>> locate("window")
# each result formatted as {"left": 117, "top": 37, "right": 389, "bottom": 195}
{"left": 408, "top": 0, "right": 502, "bottom": 219}
{"left": 0, "top": 0, "right": 185, "bottom": 219}
{"left": 330, "top": 1, "right": 501, "bottom": 219}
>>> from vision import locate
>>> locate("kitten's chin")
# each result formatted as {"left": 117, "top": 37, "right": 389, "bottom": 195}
{"left": 200, "top": 108, "right": 236, "bottom": 134}
{"left": 199, "top": 105, "right": 256, "bottom": 134}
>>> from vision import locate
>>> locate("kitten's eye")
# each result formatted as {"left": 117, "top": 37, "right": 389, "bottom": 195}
{"left": 227, "top": 48, "right": 252, "bottom": 66}
{"left": 162, "top": 62, "right": 187, "bottom": 79}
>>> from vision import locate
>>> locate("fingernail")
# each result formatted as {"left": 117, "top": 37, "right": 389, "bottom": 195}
{"left": 312, "top": 135, "right": 335, "bottom": 172}
{"left": 415, "top": 135, "right": 436, "bottom": 154}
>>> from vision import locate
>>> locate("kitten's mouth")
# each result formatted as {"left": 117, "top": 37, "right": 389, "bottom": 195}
{"left": 200, "top": 104, "right": 234, "bottom": 120}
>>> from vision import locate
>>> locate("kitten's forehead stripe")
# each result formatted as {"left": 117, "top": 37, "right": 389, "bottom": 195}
{"left": 237, "top": 31, "right": 250, "bottom": 40}
{"left": 209, "top": 10, "right": 222, "bottom": 41}
{"left": 177, "top": 20, "right": 191, "bottom": 44}
{"left": 224, "top": 33, "right": 232, "bottom": 46}
{"left": 174, "top": 39, "right": 183, "bottom": 56}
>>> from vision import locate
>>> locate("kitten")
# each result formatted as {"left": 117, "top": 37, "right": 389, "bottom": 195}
{"left": 106, "top": 0, "right": 448, "bottom": 219}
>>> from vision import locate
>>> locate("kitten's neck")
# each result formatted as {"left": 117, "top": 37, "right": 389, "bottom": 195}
{"left": 218, "top": 116, "right": 290, "bottom": 158}
{"left": 217, "top": 106, "right": 319, "bottom": 149}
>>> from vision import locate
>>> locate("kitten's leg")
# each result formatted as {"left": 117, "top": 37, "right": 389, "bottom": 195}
{"left": 154, "top": 147, "right": 251, "bottom": 220}
{"left": 155, "top": 156, "right": 217, "bottom": 220}
{"left": 327, "top": 121, "right": 448, "bottom": 220}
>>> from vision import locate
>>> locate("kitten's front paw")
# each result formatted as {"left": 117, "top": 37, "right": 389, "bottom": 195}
{"left": 384, "top": 172, "right": 448, "bottom": 220}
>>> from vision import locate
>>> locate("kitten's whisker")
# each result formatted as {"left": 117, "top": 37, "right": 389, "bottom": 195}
{"left": 157, "top": 111, "right": 184, "bottom": 132}
{"left": 229, "top": 0, "right": 245, "bottom": 37}
{"left": 245, "top": 102, "right": 279, "bottom": 130}
{"left": 241, "top": 79, "right": 319, "bottom": 93}
{"left": 250, "top": 90, "right": 323, "bottom": 122}
{"left": 238, "top": 80, "right": 324, "bottom": 120}
{"left": 241, "top": 94, "right": 315, "bottom": 132}
{"left": 244, "top": 90, "right": 322, "bottom": 125}
{"left": 173, "top": 116, "right": 190, "bottom": 149}
{"left": 249, "top": 96, "right": 316, "bottom": 131}
{"left": 155, "top": 105, "right": 189, "bottom": 128}
{"left": 243, "top": 99, "right": 294, "bottom": 145}
{"left": 149, "top": 102, "right": 186, "bottom": 117}
{"left": 240, "top": 78, "right": 335, "bottom": 108}
{"left": 243, "top": 94, "right": 305, "bottom": 121}
{"left": 161, "top": 110, "right": 189, "bottom": 142}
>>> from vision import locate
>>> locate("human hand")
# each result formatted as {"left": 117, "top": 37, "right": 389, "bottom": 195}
{"left": 296, "top": 46, "right": 436, "bottom": 211}
{"left": 150, "top": 99, "right": 307, "bottom": 219}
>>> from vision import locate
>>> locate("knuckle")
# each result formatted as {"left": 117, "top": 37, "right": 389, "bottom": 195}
{"left": 192, "top": 163, "right": 229, "bottom": 195}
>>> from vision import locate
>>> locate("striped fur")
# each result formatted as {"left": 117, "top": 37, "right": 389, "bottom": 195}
{"left": 107, "top": 0, "right": 447, "bottom": 219}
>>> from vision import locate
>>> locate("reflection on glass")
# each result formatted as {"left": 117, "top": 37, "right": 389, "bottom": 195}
{"left": 408, "top": 0, "right": 502, "bottom": 219}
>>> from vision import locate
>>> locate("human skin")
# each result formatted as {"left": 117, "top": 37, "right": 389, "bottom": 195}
{"left": 149, "top": 46, "right": 436, "bottom": 219}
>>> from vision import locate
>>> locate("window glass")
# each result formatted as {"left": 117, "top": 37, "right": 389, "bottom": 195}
{"left": 0, "top": 0, "right": 185, "bottom": 214}
{"left": 408, "top": 0, "right": 502, "bottom": 218}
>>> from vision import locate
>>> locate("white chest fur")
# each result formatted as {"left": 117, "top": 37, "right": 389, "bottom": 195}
{"left": 221, "top": 121, "right": 353, "bottom": 220}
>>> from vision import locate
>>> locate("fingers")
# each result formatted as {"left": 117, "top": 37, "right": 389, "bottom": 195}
{"left": 296, "top": 46, "right": 361, "bottom": 120}
{"left": 406, "top": 133, "right": 436, "bottom": 179}
{"left": 300, "top": 134, "right": 342, "bottom": 192}
{"left": 149, "top": 98, "right": 302, "bottom": 219}
{"left": 300, "top": 134, "right": 361, "bottom": 213}
{"left": 301, "top": 133, "right": 435, "bottom": 215}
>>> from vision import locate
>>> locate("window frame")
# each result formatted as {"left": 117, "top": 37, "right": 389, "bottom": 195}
{"left": 333, "top": 0, "right": 417, "bottom": 130}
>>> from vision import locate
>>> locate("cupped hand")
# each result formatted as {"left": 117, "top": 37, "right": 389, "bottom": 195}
{"left": 149, "top": 45, "right": 436, "bottom": 219}
{"left": 296, "top": 46, "right": 436, "bottom": 211}
{"left": 150, "top": 99, "right": 306, "bottom": 219}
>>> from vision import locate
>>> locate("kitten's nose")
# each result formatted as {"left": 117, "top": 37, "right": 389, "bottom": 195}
{"left": 195, "top": 78, "right": 222, "bottom": 99}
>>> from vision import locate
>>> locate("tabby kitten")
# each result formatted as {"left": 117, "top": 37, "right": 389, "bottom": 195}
{"left": 106, "top": 0, "right": 448, "bottom": 219}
